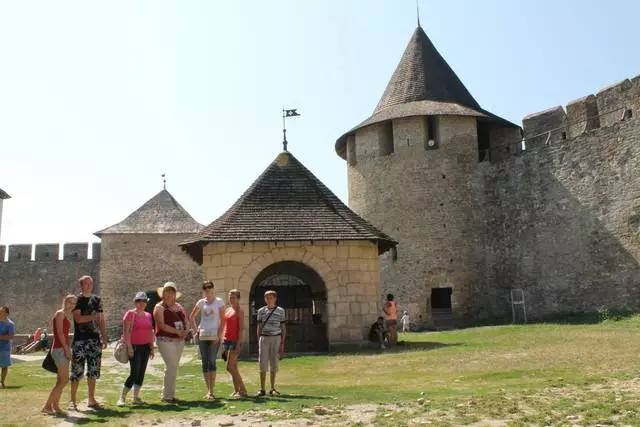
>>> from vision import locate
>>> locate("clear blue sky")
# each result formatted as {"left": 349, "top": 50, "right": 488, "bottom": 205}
{"left": 1, "top": 0, "right": 639, "bottom": 246}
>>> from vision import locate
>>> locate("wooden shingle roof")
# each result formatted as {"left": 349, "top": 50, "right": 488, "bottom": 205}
{"left": 180, "top": 151, "right": 397, "bottom": 264}
{"left": 336, "top": 26, "right": 519, "bottom": 158}
{"left": 95, "top": 189, "right": 202, "bottom": 236}
{"left": 0, "top": 188, "right": 10, "bottom": 199}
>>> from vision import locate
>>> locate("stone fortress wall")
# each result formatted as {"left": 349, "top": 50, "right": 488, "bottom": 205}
{"left": 479, "top": 75, "right": 640, "bottom": 322}
{"left": 346, "top": 74, "right": 640, "bottom": 327}
{"left": 0, "top": 243, "right": 100, "bottom": 333}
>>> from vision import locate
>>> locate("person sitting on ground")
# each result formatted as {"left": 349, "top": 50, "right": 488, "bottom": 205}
{"left": 368, "top": 316, "right": 388, "bottom": 349}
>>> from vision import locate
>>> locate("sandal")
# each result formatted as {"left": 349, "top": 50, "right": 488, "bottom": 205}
{"left": 204, "top": 393, "right": 215, "bottom": 400}
{"left": 87, "top": 402, "right": 103, "bottom": 409}
{"left": 132, "top": 397, "right": 145, "bottom": 405}
{"left": 269, "top": 389, "right": 281, "bottom": 396}
{"left": 256, "top": 389, "right": 266, "bottom": 397}
{"left": 68, "top": 402, "right": 78, "bottom": 411}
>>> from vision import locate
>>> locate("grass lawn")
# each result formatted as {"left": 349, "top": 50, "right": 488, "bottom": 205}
{"left": 2, "top": 317, "right": 640, "bottom": 426}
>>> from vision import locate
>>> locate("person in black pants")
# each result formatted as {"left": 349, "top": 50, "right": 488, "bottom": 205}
{"left": 117, "top": 292, "right": 155, "bottom": 406}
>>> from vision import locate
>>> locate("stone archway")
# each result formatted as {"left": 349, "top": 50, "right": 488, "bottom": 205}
{"left": 249, "top": 260, "right": 328, "bottom": 354}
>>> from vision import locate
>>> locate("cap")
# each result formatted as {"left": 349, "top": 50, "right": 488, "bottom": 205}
{"left": 134, "top": 291, "right": 149, "bottom": 302}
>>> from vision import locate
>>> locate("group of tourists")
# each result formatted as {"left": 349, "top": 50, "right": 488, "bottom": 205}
{"left": 2, "top": 274, "right": 287, "bottom": 417}
{"left": 0, "top": 275, "right": 412, "bottom": 416}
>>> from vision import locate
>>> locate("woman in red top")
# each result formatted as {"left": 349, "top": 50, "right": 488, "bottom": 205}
{"left": 43, "top": 294, "right": 77, "bottom": 416}
{"left": 222, "top": 289, "right": 247, "bottom": 398}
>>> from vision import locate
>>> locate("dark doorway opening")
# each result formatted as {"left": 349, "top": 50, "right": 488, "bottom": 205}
{"left": 430, "top": 287, "right": 453, "bottom": 330}
{"left": 145, "top": 290, "right": 162, "bottom": 328}
{"left": 250, "top": 261, "right": 328, "bottom": 355}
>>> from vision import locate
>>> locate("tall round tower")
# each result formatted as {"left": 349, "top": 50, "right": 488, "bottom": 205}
{"left": 335, "top": 26, "right": 521, "bottom": 328}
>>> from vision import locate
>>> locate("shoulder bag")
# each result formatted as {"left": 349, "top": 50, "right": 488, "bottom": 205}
{"left": 114, "top": 311, "right": 136, "bottom": 364}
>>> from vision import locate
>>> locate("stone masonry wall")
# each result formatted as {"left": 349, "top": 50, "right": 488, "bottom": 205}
{"left": 98, "top": 233, "right": 203, "bottom": 329}
{"left": 201, "top": 240, "right": 381, "bottom": 353}
{"left": 480, "top": 76, "right": 640, "bottom": 320}
{"left": 348, "top": 115, "right": 488, "bottom": 328}
{"left": 0, "top": 243, "right": 100, "bottom": 333}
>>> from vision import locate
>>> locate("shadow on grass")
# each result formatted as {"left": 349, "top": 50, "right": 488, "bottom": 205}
{"left": 250, "top": 393, "right": 330, "bottom": 403}
{"left": 268, "top": 341, "right": 462, "bottom": 359}
{"left": 62, "top": 407, "right": 127, "bottom": 425}
{"left": 432, "top": 311, "right": 640, "bottom": 330}
{"left": 133, "top": 400, "right": 225, "bottom": 412}
{"left": 1, "top": 385, "right": 23, "bottom": 389}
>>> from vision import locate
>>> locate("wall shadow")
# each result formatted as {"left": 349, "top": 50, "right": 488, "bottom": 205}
{"left": 477, "top": 119, "right": 640, "bottom": 322}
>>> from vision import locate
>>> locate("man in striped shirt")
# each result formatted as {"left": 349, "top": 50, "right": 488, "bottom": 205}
{"left": 256, "top": 290, "right": 286, "bottom": 396}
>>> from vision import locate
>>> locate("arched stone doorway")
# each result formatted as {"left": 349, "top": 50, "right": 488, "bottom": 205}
{"left": 249, "top": 261, "right": 328, "bottom": 354}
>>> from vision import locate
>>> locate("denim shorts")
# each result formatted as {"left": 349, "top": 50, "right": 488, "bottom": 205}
{"left": 222, "top": 340, "right": 237, "bottom": 351}
{"left": 51, "top": 348, "right": 70, "bottom": 366}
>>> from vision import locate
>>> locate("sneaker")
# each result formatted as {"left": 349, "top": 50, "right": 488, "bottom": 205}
{"left": 116, "top": 397, "right": 126, "bottom": 407}
{"left": 132, "top": 397, "right": 145, "bottom": 405}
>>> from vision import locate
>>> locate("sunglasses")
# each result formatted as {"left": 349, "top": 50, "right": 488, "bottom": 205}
{"left": 135, "top": 299, "right": 147, "bottom": 303}
{"left": 202, "top": 285, "right": 214, "bottom": 290}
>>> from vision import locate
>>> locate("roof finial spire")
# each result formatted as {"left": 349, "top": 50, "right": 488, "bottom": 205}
{"left": 416, "top": 0, "right": 421, "bottom": 28}
{"left": 282, "top": 107, "right": 301, "bottom": 152}
{"left": 162, "top": 173, "right": 166, "bottom": 190}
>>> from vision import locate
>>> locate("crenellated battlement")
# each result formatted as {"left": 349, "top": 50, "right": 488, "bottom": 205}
{"left": 0, "top": 242, "right": 101, "bottom": 262}
{"left": 523, "top": 75, "right": 640, "bottom": 149}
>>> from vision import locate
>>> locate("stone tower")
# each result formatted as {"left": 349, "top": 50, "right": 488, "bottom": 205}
{"left": 95, "top": 189, "right": 203, "bottom": 323}
{"left": 335, "top": 26, "right": 521, "bottom": 328}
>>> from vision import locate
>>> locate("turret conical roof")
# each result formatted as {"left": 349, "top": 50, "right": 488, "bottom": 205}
{"left": 374, "top": 26, "right": 481, "bottom": 113}
{"left": 95, "top": 189, "right": 202, "bottom": 236}
{"left": 335, "top": 26, "right": 518, "bottom": 158}
{"left": 180, "top": 151, "right": 397, "bottom": 264}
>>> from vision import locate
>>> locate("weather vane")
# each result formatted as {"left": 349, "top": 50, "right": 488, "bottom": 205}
{"left": 282, "top": 108, "right": 301, "bottom": 152}
{"left": 162, "top": 173, "right": 166, "bottom": 190}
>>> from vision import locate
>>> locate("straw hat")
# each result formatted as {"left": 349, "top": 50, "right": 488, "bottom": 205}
{"left": 157, "top": 281, "right": 182, "bottom": 299}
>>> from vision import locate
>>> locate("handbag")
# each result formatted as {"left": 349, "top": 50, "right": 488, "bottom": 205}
{"left": 114, "top": 311, "right": 136, "bottom": 364}
{"left": 42, "top": 349, "right": 58, "bottom": 373}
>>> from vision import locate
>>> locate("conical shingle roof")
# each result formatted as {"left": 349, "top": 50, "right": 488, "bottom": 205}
{"left": 95, "top": 189, "right": 202, "bottom": 236}
{"left": 374, "top": 26, "right": 481, "bottom": 113}
{"left": 0, "top": 188, "right": 10, "bottom": 199}
{"left": 335, "top": 26, "right": 518, "bottom": 158}
{"left": 180, "top": 151, "right": 397, "bottom": 264}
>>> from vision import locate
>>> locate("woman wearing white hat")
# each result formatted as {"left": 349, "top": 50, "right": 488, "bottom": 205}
{"left": 153, "top": 282, "right": 188, "bottom": 403}
{"left": 116, "top": 292, "right": 155, "bottom": 406}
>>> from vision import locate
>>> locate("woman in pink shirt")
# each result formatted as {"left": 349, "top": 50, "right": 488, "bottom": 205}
{"left": 117, "top": 292, "right": 155, "bottom": 406}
